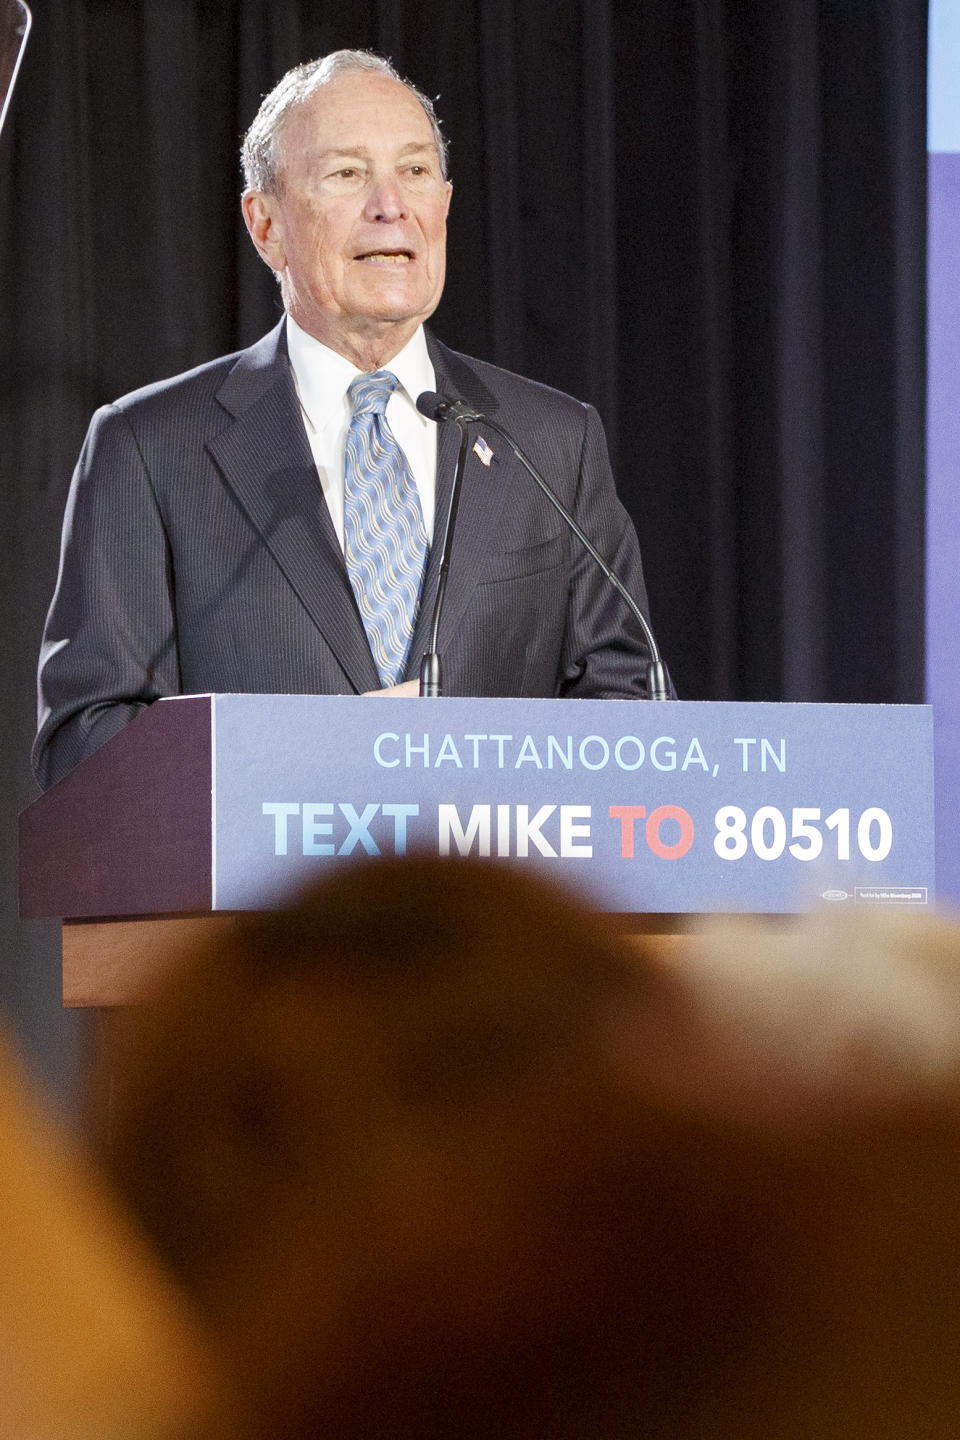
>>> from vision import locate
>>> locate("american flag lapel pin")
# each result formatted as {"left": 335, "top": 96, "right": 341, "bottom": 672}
{"left": 472, "top": 435, "right": 494, "bottom": 467}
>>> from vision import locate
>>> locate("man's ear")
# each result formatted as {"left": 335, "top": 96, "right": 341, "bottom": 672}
{"left": 241, "top": 190, "right": 286, "bottom": 273}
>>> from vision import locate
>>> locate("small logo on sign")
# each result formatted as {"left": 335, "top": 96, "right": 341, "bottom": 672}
{"left": 821, "top": 889, "right": 850, "bottom": 902}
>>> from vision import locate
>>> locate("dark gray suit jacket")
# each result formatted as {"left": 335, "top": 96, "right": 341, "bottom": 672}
{"left": 33, "top": 320, "right": 655, "bottom": 790}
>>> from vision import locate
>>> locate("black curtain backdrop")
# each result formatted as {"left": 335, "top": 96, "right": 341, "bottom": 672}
{"left": 0, "top": 0, "right": 927, "bottom": 1099}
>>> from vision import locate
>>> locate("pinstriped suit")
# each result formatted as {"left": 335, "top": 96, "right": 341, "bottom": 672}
{"left": 33, "top": 319, "right": 655, "bottom": 790}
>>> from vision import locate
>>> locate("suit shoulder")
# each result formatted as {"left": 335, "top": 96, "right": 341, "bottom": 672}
{"left": 109, "top": 349, "right": 243, "bottom": 414}
{"left": 107, "top": 320, "right": 286, "bottom": 422}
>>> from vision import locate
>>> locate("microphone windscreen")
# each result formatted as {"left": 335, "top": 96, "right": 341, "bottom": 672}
{"left": 416, "top": 390, "right": 448, "bottom": 421}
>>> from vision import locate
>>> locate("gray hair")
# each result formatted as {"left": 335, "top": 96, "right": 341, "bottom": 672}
{"left": 241, "top": 49, "right": 449, "bottom": 194}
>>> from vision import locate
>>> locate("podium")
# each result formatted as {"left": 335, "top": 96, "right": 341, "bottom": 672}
{"left": 20, "top": 694, "right": 935, "bottom": 1006}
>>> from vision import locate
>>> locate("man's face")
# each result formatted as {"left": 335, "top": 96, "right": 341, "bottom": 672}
{"left": 245, "top": 71, "right": 452, "bottom": 366}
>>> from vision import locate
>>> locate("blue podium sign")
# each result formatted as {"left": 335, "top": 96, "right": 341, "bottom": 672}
{"left": 210, "top": 697, "right": 934, "bottom": 914}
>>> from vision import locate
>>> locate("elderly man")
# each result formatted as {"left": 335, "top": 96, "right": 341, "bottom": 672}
{"left": 33, "top": 50, "right": 658, "bottom": 791}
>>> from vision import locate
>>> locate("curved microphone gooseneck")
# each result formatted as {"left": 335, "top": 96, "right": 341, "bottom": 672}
{"left": 416, "top": 390, "right": 671, "bottom": 700}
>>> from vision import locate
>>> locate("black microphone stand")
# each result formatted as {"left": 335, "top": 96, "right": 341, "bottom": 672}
{"left": 419, "top": 414, "right": 473, "bottom": 696}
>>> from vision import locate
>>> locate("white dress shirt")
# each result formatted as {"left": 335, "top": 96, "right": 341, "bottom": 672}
{"left": 286, "top": 315, "right": 439, "bottom": 548}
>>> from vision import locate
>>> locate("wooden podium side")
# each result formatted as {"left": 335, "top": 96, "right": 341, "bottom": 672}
{"left": 61, "top": 911, "right": 690, "bottom": 1007}
{"left": 61, "top": 915, "right": 239, "bottom": 1007}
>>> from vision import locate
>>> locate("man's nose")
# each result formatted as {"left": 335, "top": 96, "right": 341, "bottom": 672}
{"left": 363, "top": 174, "right": 407, "bottom": 222}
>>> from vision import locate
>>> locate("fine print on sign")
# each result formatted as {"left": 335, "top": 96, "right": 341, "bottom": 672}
{"left": 211, "top": 696, "right": 934, "bottom": 915}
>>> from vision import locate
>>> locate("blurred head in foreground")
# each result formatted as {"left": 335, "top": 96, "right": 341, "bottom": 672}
{"left": 99, "top": 862, "right": 960, "bottom": 1440}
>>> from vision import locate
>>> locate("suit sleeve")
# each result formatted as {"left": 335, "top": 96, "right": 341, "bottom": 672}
{"left": 555, "top": 403, "right": 663, "bottom": 699}
{"left": 32, "top": 404, "right": 179, "bottom": 790}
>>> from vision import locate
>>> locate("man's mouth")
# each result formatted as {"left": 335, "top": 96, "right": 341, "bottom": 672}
{"left": 355, "top": 250, "right": 413, "bottom": 264}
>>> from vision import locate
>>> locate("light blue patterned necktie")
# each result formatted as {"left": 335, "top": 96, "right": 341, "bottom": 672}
{"left": 343, "top": 370, "right": 428, "bottom": 687}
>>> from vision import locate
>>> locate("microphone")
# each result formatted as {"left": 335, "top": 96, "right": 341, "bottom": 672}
{"left": 416, "top": 391, "right": 484, "bottom": 425}
{"left": 417, "top": 390, "right": 671, "bottom": 701}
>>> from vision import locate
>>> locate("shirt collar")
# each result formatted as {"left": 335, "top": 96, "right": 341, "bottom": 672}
{"left": 285, "top": 315, "right": 436, "bottom": 434}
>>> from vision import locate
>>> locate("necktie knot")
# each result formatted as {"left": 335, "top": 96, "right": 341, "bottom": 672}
{"left": 348, "top": 369, "right": 400, "bottom": 417}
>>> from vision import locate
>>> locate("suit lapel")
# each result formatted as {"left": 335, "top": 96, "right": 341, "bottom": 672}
{"left": 409, "top": 337, "right": 514, "bottom": 667}
{"left": 206, "top": 322, "right": 514, "bottom": 691}
{"left": 207, "top": 321, "right": 380, "bottom": 692}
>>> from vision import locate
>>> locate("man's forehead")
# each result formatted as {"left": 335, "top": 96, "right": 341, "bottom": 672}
{"left": 314, "top": 139, "right": 437, "bottom": 163}
{"left": 291, "top": 72, "right": 435, "bottom": 143}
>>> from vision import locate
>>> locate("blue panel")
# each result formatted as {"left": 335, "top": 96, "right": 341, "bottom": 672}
{"left": 926, "top": 154, "right": 960, "bottom": 904}
{"left": 211, "top": 696, "right": 934, "bottom": 914}
{"left": 929, "top": 1, "right": 960, "bottom": 152}
{"left": 927, "top": 0, "right": 960, "bottom": 900}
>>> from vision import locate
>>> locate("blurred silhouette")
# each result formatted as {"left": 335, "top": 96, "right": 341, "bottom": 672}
{"left": 95, "top": 860, "right": 960, "bottom": 1440}
{"left": 99, "top": 859, "right": 663, "bottom": 1438}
